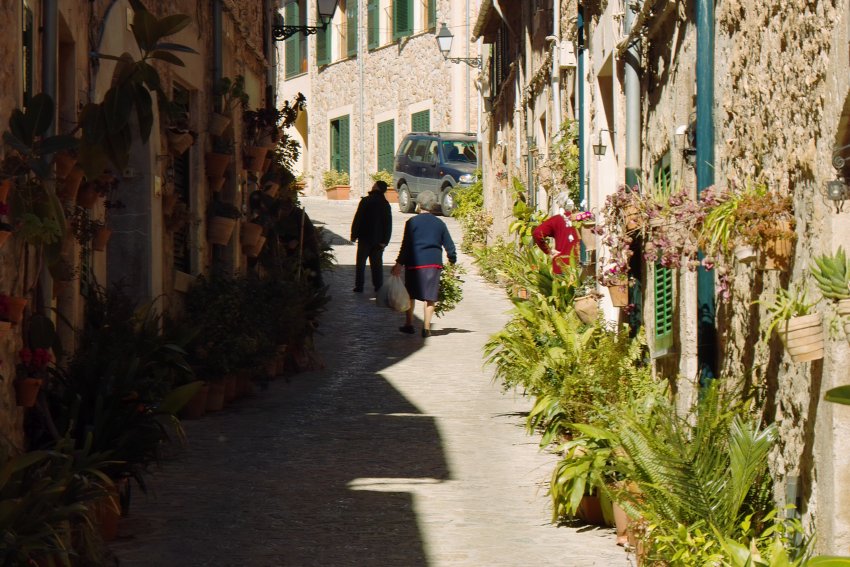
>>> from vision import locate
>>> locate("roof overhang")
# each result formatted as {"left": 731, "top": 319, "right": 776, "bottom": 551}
{"left": 471, "top": 0, "right": 501, "bottom": 43}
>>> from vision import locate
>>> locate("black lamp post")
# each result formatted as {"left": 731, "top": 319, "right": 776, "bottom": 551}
{"left": 273, "top": 0, "right": 339, "bottom": 41}
{"left": 435, "top": 22, "right": 481, "bottom": 69}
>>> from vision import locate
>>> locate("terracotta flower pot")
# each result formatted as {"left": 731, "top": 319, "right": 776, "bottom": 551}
{"left": 240, "top": 222, "right": 263, "bottom": 248}
{"left": 612, "top": 502, "right": 630, "bottom": 546}
{"left": 208, "top": 216, "right": 237, "bottom": 246}
{"left": 209, "top": 176, "right": 226, "bottom": 193}
{"left": 242, "top": 236, "right": 266, "bottom": 258}
{"left": 0, "top": 320, "right": 11, "bottom": 337}
{"left": 0, "top": 178, "right": 11, "bottom": 203}
{"left": 174, "top": 270, "right": 195, "bottom": 293}
{"left": 167, "top": 130, "right": 195, "bottom": 156}
{"left": 15, "top": 377, "right": 43, "bottom": 407}
{"left": 761, "top": 221, "right": 794, "bottom": 271}
{"left": 91, "top": 226, "right": 112, "bottom": 251}
{"left": 205, "top": 152, "right": 232, "bottom": 179}
{"left": 385, "top": 189, "right": 399, "bottom": 203}
{"left": 54, "top": 151, "right": 78, "bottom": 179}
{"left": 574, "top": 295, "right": 598, "bottom": 324}
{"left": 181, "top": 384, "right": 209, "bottom": 419}
{"left": 3, "top": 296, "right": 28, "bottom": 324}
{"left": 623, "top": 205, "right": 641, "bottom": 232}
{"left": 94, "top": 489, "right": 122, "bottom": 542}
{"left": 58, "top": 167, "right": 85, "bottom": 203}
{"left": 581, "top": 226, "right": 597, "bottom": 251}
{"left": 205, "top": 380, "right": 226, "bottom": 412}
{"left": 261, "top": 158, "right": 272, "bottom": 173}
{"left": 576, "top": 494, "right": 606, "bottom": 526}
{"left": 0, "top": 230, "right": 11, "bottom": 249}
{"left": 326, "top": 185, "right": 351, "bottom": 200}
{"left": 263, "top": 182, "right": 280, "bottom": 197}
{"left": 243, "top": 146, "right": 269, "bottom": 172}
{"left": 837, "top": 299, "right": 850, "bottom": 347}
{"left": 208, "top": 112, "right": 231, "bottom": 136}
{"left": 780, "top": 312, "right": 824, "bottom": 363}
{"left": 607, "top": 284, "right": 629, "bottom": 307}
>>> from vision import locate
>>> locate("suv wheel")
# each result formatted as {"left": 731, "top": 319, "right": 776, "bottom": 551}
{"left": 440, "top": 187, "right": 456, "bottom": 217}
{"left": 398, "top": 183, "right": 415, "bottom": 213}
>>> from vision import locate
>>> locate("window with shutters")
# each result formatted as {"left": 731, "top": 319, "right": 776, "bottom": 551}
{"left": 284, "top": 0, "right": 307, "bottom": 78}
{"left": 376, "top": 119, "right": 394, "bottom": 173}
{"left": 490, "top": 23, "right": 512, "bottom": 101}
{"left": 346, "top": 0, "right": 358, "bottom": 57}
{"left": 392, "top": 0, "right": 412, "bottom": 40}
{"left": 426, "top": 0, "right": 436, "bottom": 30}
{"left": 172, "top": 85, "right": 193, "bottom": 273}
{"left": 330, "top": 115, "right": 351, "bottom": 175}
{"left": 411, "top": 109, "right": 430, "bottom": 133}
{"left": 652, "top": 153, "right": 673, "bottom": 353}
{"left": 367, "top": 0, "right": 379, "bottom": 50}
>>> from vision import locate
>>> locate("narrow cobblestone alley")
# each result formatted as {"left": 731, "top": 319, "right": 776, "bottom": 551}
{"left": 111, "top": 197, "right": 626, "bottom": 567}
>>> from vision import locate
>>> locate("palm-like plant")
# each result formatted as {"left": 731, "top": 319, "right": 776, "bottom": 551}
{"left": 613, "top": 386, "right": 778, "bottom": 560}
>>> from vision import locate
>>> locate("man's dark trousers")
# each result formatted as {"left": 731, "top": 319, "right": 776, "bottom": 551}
{"left": 355, "top": 242, "right": 384, "bottom": 291}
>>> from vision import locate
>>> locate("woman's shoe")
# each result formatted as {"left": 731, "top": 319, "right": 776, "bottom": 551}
{"left": 421, "top": 328, "right": 431, "bottom": 337}
{"left": 399, "top": 325, "right": 415, "bottom": 334}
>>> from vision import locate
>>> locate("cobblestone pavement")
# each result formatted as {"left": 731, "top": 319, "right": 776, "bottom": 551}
{"left": 111, "top": 196, "right": 628, "bottom": 567}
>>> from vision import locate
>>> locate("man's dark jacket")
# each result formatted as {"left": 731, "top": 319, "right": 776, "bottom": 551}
{"left": 350, "top": 192, "right": 392, "bottom": 245}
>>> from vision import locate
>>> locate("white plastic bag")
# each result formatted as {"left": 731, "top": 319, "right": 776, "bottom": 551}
{"left": 385, "top": 274, "right": 410, "bottom": 312}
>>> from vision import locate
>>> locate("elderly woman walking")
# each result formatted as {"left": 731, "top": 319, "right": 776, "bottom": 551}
{"left": 391, "top": 192, "right": 457, "bottom": 337}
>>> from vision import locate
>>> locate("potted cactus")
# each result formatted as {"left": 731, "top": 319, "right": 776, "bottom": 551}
{"left": 811, "top": 246, "right": 850, "bottom": 344}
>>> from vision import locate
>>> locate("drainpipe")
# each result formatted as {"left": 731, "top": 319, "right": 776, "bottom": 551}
{"left": 577, "top": 5, "right": 585, "bottom": 208}
{"left": 213, "top": 0, "right": 223, "bottom": 111}
{"left": 549, "top": 0, "right": 561, "bottom": 134}
{"left": 623, "top": 1, "right": 639, "bottom": 187}
{"left": 264, "top": 0, "right": 275, "bottom": 106}
{"left": 40, "top": 0, "right": 58, "bottom": 312}
{"left": 696, "top": 0, "right": 716, "bottom": 383}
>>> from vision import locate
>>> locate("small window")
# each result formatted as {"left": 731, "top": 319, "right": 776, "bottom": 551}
{"left": 284, "top": 0, "right": 307, "bottom": 78}
{"left": 330, "top": 115, "right": 351, "bottom": 175}
{"left": 393, "top": 0, "right": 413, "bottom": 40}
{"left": 411, "top": 109, "right": 430, "bottom": 132}
{"left": 376, "top": 119, "right": 395, "bottom": 173}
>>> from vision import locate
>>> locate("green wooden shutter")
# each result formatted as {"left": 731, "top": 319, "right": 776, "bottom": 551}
{"left": 411, "top": 110, "right": 430, "bottom": 132}
{"left": 377, "top": 119, "right": 395, "bottom": 173}
{"left": 285, "top": 2, "right": 301, "bottom": 78}
{"left": 654, "top": 265, "right": 674, "bottom": 353}
{"left": 392, "top": 0, "right": 413, "bottom": 40}
{"left": 330, "top": 119, "right": 340, "bottom": 171}
{"left": 427, "top": 0, "right": 436, "bottom": 30}
{"left": 346, "top": 0, "right": 358, "bottom": 57}
{"left": 367, "top": 0, "right": 378, "bottom": 49}
{"left": 316, "top": 24, "right": 330, "bottom": 66}
{"left": 339, "top": 115, "right": 350, "bottom": 175}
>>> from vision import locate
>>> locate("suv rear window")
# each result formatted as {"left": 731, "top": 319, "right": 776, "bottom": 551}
{"left": 441, "top": 140, "right": 477, "bottom": 163}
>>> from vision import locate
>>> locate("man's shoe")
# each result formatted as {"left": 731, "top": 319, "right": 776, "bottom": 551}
{"left": 352, "top": 287, "right": 363, "bottom": 293}
{"left": 399, "top": 325, "right": 415, "bottom": 334}
{"left": 421, "top": 328, "right": 431, "bottom": 338}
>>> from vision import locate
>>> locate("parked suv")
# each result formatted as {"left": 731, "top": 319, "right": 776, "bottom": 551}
{"left": 392, "top": 132, "right": 478, "bottom": 216}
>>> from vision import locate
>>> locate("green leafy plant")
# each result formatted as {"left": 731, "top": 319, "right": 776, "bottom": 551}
{"left": 209, "top": 199, "right": 241, "bottom": 219}
{"left": 811, "top": 247, "right": 850, "bottom": 301}
{"left": 537, "top": 119, "right": 580, "bottom": 205}
{"left": 322, "top": 169, "right": 350, "bottom": 189}
{"left": 369, "top": 170, "right": 393, "bottom": 185}
{"left": 215, "top": 75, "right": 249, "bottom": 113}
{"left": 435, "top": 263, "right": 465, "bottom": 317}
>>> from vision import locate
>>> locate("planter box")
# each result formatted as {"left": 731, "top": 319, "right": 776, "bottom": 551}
{"left": 385, "top": 189, "right": 399, "bottom": 203}
{"left": 326, "top": 185, "right": 350, "bottom": 200}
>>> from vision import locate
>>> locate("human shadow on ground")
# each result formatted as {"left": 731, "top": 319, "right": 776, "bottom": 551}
{"left": 427, "top": 327, "right": 472, "bottom": 336}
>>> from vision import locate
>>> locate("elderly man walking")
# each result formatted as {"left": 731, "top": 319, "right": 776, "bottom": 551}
{"left": 351, "top": 180, "right": 393, "bottom": 293}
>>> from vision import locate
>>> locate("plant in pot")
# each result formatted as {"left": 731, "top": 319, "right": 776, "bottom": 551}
{"left": 208, "top": 199, "right": 241, "bottom": 246}
{"left": 242, "top": 105, "right": 285, "bottom": 172}
{"left": 759, "top": 281, "right": 823, "bottom": 363}
{"left": 0, "top": 202, "right": 13, "bottom": 248}
{"left": 210, "top": 75, "right": 248, "bottom": 136}
{"left": 600, "top": 260, "right": 632, "bottom": 308}
{"left": 573, "top": 276, "right": 601, "bottom": 324}
{"left": 206, "top": 137, "right": 234, "bottom": 182}
{"left": 735, "top": 183, "right": 795, "bottom": 270}
{"left": 163, "top": 89, "right": 197, "bottom": 156}
{"left": 370, "top": 170, "right": 396, "bottom": 201}
{"left": 322, "top": 169, "right": 351, "bottom": 200}
{"left": 811, "top": 246, "right": 850, "bottom": 345}
{"left": 15, "top": 346, "right": 53, "bottom": 407}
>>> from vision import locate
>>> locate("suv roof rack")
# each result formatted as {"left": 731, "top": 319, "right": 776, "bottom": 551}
{"left": 409, "top": 131, "right": 477, "bottom": 138}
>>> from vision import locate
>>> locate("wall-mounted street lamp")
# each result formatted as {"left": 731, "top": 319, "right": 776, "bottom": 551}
{"left": 592, "top": 129, "right": 609, "bottom": 157}
{"left": 676, "top": 119, "right": 697, "bottom": 165}
{"left": 435, "top": 23, "right": 482, "bottom": 69}
{"left": 826, "top": 144, "right": 850, "bottom": 212}
{"left": 272, "top": 0, "right": 339, "bottom": 41}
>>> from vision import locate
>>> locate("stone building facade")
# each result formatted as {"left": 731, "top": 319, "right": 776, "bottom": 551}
{"left": 0, "top": 0, "right": 274, "bottom": 449}
{"left": 475, "top": 0, "right": 850, "bottom": 555}
{"left": 277, "top": 0, "right": 481, "bottom": 198}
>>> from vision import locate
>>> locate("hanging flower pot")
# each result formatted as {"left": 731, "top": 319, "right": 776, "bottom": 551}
{"left": 760, "top": 220, "right": 794, "bottom": 271}
{"left": 208, "top": 112, "right": 231, "bottom": 137}
{"left": 58, "top": 167, "right": 85, "bottom": 203}
{"left": 76, "top": 182, "right": 101, "bottom": 208}
{"left": 205, "top": 380, "right": 226, "bottom": 412}
{"left": 580, "top": 225, "right": 597, "bottom": 251}
{"left": 779, "top": 312, "right": 824, "bottom": 363}
{"left": 0, "top": 320, "right": 11, "bottom": 337}
{"left": 209, "top": 176, "right": 226, "bottom": 193}
{"left": 54, "top": 151, "right": 78, "bottom": 179}
{"left": 0, "top": 178, "right": 12, "bottom": 203}
{"left": 208, "top": 216, "right": 237, "bottom": 246}
{"left": 15, "top": 377, "right": 43, "bottom": 407}
{"left": 607, "top": 284, "right": 629, "bottom": 307}
{"left": 263, "top": 182, "right": 280, "bottom": 197}
{"left": 240, "top": 222, "right": 263, "bottom": 248}
{"left": 242, "top": 235, "right": 266, "bottom": 258}
{"left": 243, "top": 146, "right": 269, "bottom": 173}
{"left": 733, "top": 244, "right": 757, "bottom": 264}
{"left": 91, "top": 226, "right": 112, "bottom": 251}
{"left": 0, "top": 228, "right": 11, "bottom": 248}
{"left": 167, "top": 130, "right": 195, "bottom": 156}
{"left": 623, "top": 205, "right": 641, "bottom": 232}
{"left": 574, "top": 295, "right": 598, "bottom": 324}
{"left": 2, "top": 296, "right": 28, "bottom": 324}
{"left": 205, "top": 152, "right": 232, "bottom": 179}
{"left": 261, "top": 158, "right": 272, "bottom": 173}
